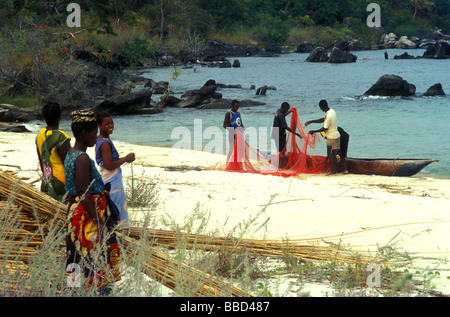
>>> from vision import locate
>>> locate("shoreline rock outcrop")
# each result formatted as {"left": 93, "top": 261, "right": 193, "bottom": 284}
{"left": 423, "top": 40, "right": 450, "bottom": 59}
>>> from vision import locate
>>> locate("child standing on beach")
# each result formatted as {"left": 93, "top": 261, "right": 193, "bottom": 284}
{"left": 95, "top": 112, "right": 135, "bottom": 231}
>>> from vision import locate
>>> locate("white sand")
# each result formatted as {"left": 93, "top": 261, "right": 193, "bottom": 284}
{"left": 1, "top": 130, "right": 449, "bottom": 295}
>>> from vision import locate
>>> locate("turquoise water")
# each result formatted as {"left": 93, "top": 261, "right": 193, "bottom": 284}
{"left": 62, "top": 49, "right": 450, "bottom": 178}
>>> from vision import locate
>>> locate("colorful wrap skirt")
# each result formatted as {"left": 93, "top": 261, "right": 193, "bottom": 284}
{"left": 66, "top": 186, "right": 121, "bottom": 289}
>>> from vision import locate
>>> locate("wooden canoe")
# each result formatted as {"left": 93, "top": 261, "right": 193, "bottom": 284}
{"left": 342, "top": 158, "right": 439, "bottom": 177}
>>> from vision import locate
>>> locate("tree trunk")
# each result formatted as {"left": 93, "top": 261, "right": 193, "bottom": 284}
{"left": 160, "top": 0, "right": 165, "bottom": 40}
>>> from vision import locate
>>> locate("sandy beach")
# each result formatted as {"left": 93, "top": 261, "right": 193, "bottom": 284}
{"left": 1, "top": 130, "right": 449, "bottom": 296}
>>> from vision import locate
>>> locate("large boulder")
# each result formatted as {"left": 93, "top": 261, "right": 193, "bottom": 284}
{"left": 379, "top": 33, "right": 398, "bottom": 48}
{"left": 162, "top": 79, "right": 266, "bottom": 109}
{"left": 395, "top": 36, "right": 417, "bottom": 49}
{"left": 94, "top": 87, "right": 158, "bottom": 115}
{"left": 363, "top": 74, "right": 416, "bottom": 97}
{"left": 171, "top": 80, "right": 222, "bottom": 108}
{"left": 0, "top": 122, "right": 30, "bottom": 132}
{"left": 328, "top": 47, "right": 357, "bottom": 63}
{"left": 306, "top": 47, "right": 329, "bottom": 62}
{"left": 145, "top": 79, "right": 169, "bottom": 94}
{"left": 423, "top": 83, "right": 446, "bottom": 96}
{"left": 423, "top": 40, "right": 450, "bottom": 59}
{"left": 296, "top": 41, "right": 315, "bottom": 53}
{"left": 0, "top": 104, "right": 38, "bottom": 122}
{"left": 157, "top": 95, "right": 181, "bottom": 108}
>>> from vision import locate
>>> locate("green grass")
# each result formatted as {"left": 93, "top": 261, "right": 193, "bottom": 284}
{"left": 0, "top": 93, "right": 39, "bottom": 108}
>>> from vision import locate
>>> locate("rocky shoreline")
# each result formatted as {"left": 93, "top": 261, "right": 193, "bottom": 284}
{"left": 1, "top": 30, "right": 449, "bottom": 132}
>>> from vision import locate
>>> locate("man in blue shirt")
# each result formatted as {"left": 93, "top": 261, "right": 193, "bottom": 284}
{"left": 223, "top": 100, "right": 244, "bottom": 162}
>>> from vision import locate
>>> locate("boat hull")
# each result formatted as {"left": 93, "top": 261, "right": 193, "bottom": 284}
{"left": 342, "top": 158, "right": 439, "bottom": 177}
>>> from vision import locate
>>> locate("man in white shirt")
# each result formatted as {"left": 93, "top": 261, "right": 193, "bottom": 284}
{"left": 305, "top": 100, "right": 348, "bottom": 175}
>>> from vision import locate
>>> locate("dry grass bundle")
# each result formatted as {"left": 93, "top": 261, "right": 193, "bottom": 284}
{"left": 0, "top": 170, "right": 253, "bottom": 297}
{"left": 0, "top": 170, "right": 66, "bottom": 226}
{"left": 118, "top": 232, "right": 252, "bottom": 296}
{"left": 128, "top": 227, "right": 373, "bottom": 266}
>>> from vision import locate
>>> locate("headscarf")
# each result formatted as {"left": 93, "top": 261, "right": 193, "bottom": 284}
{"left": 70, "top": 110, "right": 96, "bottom": 123}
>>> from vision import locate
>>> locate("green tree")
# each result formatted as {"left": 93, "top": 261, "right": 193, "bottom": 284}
{"left": 254, "top": 12, "right": 289, "bottom": 48}
{"left": 411, "top": 0, "right": 435, "bottom": 20}
{"left": 303, "top": 0, "right": 341, "bottom": 25}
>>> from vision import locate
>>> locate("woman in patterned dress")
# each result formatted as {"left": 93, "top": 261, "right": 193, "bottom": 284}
{"left": 64, "top": 110, "right": 121, "bottom": 294}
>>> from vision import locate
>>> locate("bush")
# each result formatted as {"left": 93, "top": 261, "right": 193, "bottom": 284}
{"left": 254, "top": 13, "right": 290, "bottom": 48}
{"left": 120, "top": 36, "right": 158, "bottom": 65}
{"left": 287, "top": 26, "right": 340, "bottom": 47}
{"left": 393, "top": 23, "right": 431, "bottom": 38}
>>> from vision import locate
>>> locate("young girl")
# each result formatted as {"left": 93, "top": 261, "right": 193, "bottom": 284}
{"left": 95, "top": 112, "right": 135, "bottom": 231}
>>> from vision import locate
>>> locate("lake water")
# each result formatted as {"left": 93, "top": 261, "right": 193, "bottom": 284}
{"left": 59, "top": 49, "right": 450, "bottom": 178}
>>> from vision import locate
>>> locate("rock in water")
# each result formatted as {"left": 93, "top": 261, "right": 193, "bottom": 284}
{"left": 94, "top": 88, "right": 154, "bottom": 115}
{"left": 423, "top": 40, "right": 450, "bottom": 59}
{"left": 393, "top": 52, "right": 417, "bottom": 59}
{"left": 423, "top": 83, "right": 446, "bottom": 96}
{"left": 306, "top": 47, "right": 329, "bottom": 62}
{"left": 363, "top": 74, "right": 416, "bottom": 97}
{"left": 328, "top": 47, "right": 357, "bottom": 63}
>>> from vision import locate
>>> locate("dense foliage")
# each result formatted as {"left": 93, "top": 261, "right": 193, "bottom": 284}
{"left": 1, "top": 0, "right": 448, "bottom": 46}
{"left": 0, "top": 0, "right": 448, "bottom": 106}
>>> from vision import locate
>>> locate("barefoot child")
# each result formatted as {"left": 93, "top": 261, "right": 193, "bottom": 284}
{"left": 95, "top": 112, "right": 135, "bottom": 231}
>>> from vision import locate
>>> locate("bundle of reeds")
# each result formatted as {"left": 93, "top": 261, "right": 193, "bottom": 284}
{"left": 0, "top": 170, "right": 66, "bottom": 226}
{"left": 118, "top": 232, "right": 252, "bottom": 296}
{"left": 0, "top": 170, "right": 253, "bottom": 297}
{"left": 128, "top": 227, "right": 373, "bottom": 265}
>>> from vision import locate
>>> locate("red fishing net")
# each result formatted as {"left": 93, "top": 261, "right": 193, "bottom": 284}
{"left": 216, "top": 107, "right": 331, "bottom": 177}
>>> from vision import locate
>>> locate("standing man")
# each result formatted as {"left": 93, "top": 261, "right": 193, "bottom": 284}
{"left": 306, "top": 99, "right": 348, "bottom": 175}
{"left": 272, "top": 102, "right": 302, "bottom": 154}
{"left": 271, "top": 102, "right": 302, "bottom": 169}
{"left": 223, "top": 100, "right": 244, "bottom": 162}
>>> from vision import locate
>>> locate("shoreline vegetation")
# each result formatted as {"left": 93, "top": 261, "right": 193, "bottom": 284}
{"left": 1, "top": 1, "right": 449, "bottom": 113}
{"left": 1, "top": 1, "right": 450, "bottom": 298}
